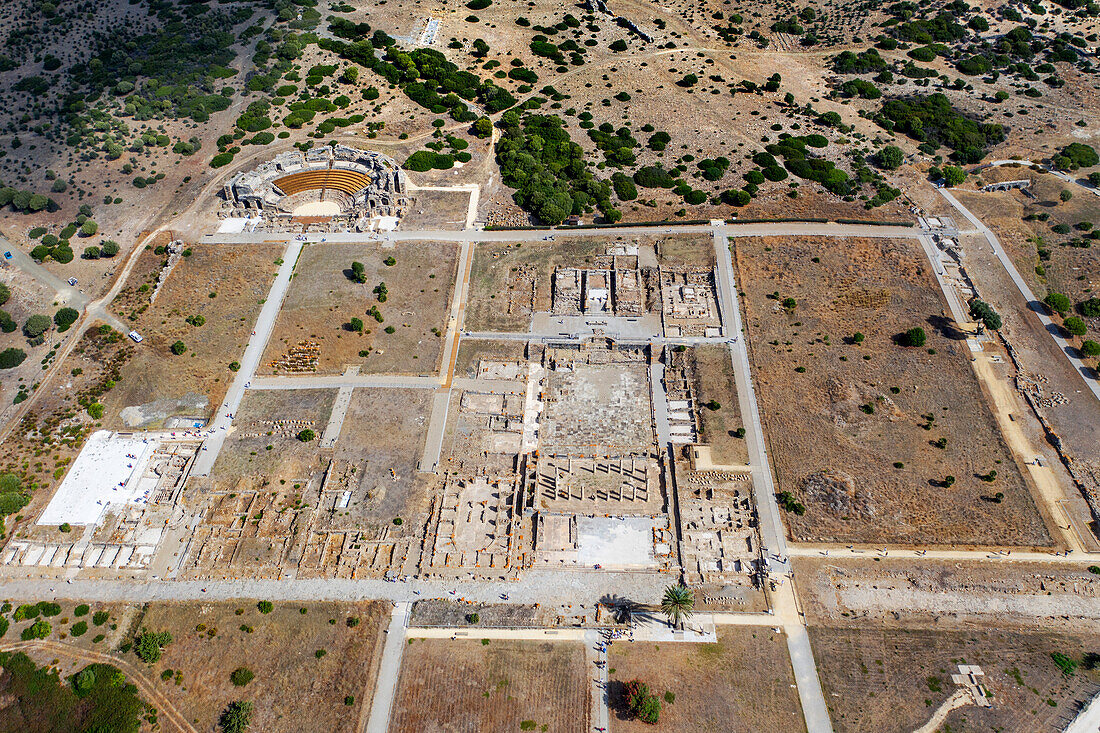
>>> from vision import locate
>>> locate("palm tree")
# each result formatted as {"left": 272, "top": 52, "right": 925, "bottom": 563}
{"left": 661, "top": 584, "right": 694, "bottom": 629}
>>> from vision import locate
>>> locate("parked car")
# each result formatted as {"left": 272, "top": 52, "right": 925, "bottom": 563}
{"left": 3, "top": 251, "right": 11, "bottom": 260}
{"left": 67, "top": 277, "right": 78, "bottom": 286}
{"left": 128, "top": 331, "right": 144, "bottom": 343}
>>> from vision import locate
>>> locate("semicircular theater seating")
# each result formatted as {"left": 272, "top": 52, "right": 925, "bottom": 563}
{"left": 273, "top": 169, "right": 372, "bottom": 196}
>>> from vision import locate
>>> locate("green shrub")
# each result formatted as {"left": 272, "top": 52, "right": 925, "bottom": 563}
{"left": 219, "top": 701, "right": 253, "bottom": 733}
{"left": 70, "top": 621, "right": 88, "bottom": 637}
{"left": 21, "top": 619, "right": 51, "bottom": 640}
{"left": 0, "top": 348, "right": 27, "bottom": 369}
{"left": 92, "top": 611, "right": 109, "bottom": 626}
{"left": 54, "top": 307, "right": 79, "bottom": 331}
{"left": 133, "top": 629, "right": 172, "bottom": 663}
{"left": 901, "top": 327, "right": 927, "bottom": 347}
{"left": 1063, "top": 316, "right": 1087, "bottom": 337}
{"left": 1045, "top": 292, "right": 1072, "bottom": 315}
{"left": 634, "top": 166, "right": 675, "bottom": 188}
{"left": 23, "top": 314, "right": 51, "bottom": 338}
{"left": 230, "top": 667, "right": 254, "bottom": 686}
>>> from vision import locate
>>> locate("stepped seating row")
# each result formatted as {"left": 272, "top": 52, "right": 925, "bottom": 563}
{"left": 274, "top": 169, "right": 371, "bottom": 196}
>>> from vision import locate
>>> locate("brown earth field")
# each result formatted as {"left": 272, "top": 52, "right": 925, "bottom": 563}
{"left": 260, "top": 242, "right": 456, "bottom": 376}
{"left": 101, "top": 242, "right": 283, "bottom": 429}
{"left": 608, "top": 629, "right": 805, "bottom": 733}
{"left": 390, "top": 638, "right": 588, "bottom": 733}
{"left": 690, "top": 344, "right": 747, "bottom": 466}
{"left": 134, "top": 601, "right": 386, "bottom": 733}
{"left": 331, "top": 387, "right": 435, "bottom": 529}
{"left": 209, "top": 387, "right": 335, "bottom": 487}
{"left": 810, "top": 626, "right": 1100, "bottom": 733}
{"left": 735, "top": 235, "right": 1051, "bottom": 547}
{"left": 398, "top": 189, "right": 473, "bottom": 231}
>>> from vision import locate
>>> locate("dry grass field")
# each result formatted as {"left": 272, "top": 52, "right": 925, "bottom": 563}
{"left": 810, "top": 626, "right": 1100, "bottom": 733}
{"left": 138, "top": 601, "right": 387, "bottom": 733}
{"left": 690, "top": 345, "right": 748, "bottom": 466}
{"left": 100, "top": 243, "right": 283, "bottom": 429}
{"left": 391, "top": 639, "right": 588, "bottom": 733}
{"left": 398, "top": 189, "right": 473, "bottom": 231}
{"left": 735, "top": 235, "right": 1051, "bottom": 547}
{"left": 608, "top": 629, "right": 805, "bottom": 733}
{"left": 210, "top": 388, "right": 334, "bottom": 487}
{"left": 261, "top": 242, "right": 456, "bottom": 376}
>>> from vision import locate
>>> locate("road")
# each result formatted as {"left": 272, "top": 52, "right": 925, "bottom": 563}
{"left": 0, "top": 568, "right": 673, "bottom": 606}
{"left": 0, "top": 234, "right": 89, "bottom": 309}
{"left": 190, "top": 240, "right": 303, "bottom": 476}
{"left": 937, "top": 186, "right": 1100, "bottom": 404}
{"left": 203, "top": 220, "right": 917, "bottom": 245}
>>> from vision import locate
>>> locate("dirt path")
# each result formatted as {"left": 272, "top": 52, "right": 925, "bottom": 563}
{"left": 911, "top": 689, "right": 972, "bottom": 733}
{"left": 0, "top": 639, "right": 197, "bottom": 733}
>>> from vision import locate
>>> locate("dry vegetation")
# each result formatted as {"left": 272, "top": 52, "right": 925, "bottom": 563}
{"left": 210, "top": 388, "right": 335, "bottom": 486}
{"left": 138, "top": 601, "right": 386, "bottom": 733}
{"left": 736, "top": 235, "right": 1050, "bottom": 546}
{"left": 331, "top": 387, "right": 434, "bottom": 527}
{"left": 261, "top": 242, "right": 456, "bottom": 376}
{"left": 101, "top": 243, "right": 282, "bottom": 428}
{"left": 391, "top": 639, "right": 588, "bottom": 733}
{"left": 690, "top": 345, "right": 747, "bottom": 465}
{"left": 811, "top": 626, "right": 1100, "bottom": 733}
{"left": 608, "top": 630, "right": 806, "bottom": 732}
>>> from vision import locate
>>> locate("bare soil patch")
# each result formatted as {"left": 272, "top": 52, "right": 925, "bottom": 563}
{"left": 331, "top": 387, "right": 434, "bottom": 529}
{"left": 261, "top": 242, "right": 456, "bottom": 376}
{"left": 453, "top": 338, "right": 529, "bottom": 379}
{"left": 608, "top": 629, "right": 805, "bottom": 733}
{"left": 210, "top": 388, "right": 334, "bottom": 487}
{"left": 691, "top": 345, "right": 747, "bottom": 465}
{"left": 391, "top": 639, "right": 588, "bottom": 733}
{"left": 735, "top": 235, "right": 1050, "bottom": 546}
{"left": 399, "top": 189, "right": 472, "bottom": 230}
